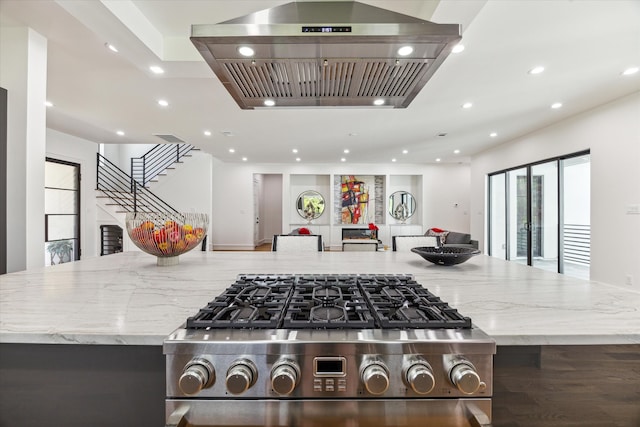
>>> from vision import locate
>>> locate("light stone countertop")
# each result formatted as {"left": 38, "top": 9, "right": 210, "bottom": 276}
{"left": 1, "top": 250, "right": 638, "bottom": 346}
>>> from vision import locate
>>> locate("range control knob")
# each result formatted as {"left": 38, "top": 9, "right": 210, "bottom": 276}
{"left": 449, "top": 362, "right": 484, "bottom": 395}
{"left": 179, "top": 358, "right": 215, "bottom": 395}
{"left": 405, "top": 363, "right": 436, "bottom": 395}
{"left": 226, "top": 359, "right": 257, "bottom": 395}
{"left": 361, "top": 363, "right": 389, "bottom": 395}
{"left": 271, "top": 360, "right": 300, "bottom": 395}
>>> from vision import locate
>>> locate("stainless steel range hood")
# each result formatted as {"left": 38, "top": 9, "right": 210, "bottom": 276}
{"left": 191, "top": 1, "right": 461, "bottom": 109}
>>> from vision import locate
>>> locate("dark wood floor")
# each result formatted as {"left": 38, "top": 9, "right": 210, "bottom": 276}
{"left": 492, "top": 345, "right": 640, "bottom": 427}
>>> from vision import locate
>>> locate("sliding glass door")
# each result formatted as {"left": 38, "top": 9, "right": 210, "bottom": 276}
{"left": 560, "top": 155, "right": 591, "bottom": 279}
{"left": 531, "top": 161, "right": 558, "bottom": 272}
{"left": 507, "top": 168, "right": 528, "bottom": 265}
{"left": 488, "top": 151, "right": 589, "bottom": 279}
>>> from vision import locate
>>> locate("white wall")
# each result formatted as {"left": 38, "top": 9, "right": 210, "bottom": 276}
{"left": 422, "top": 165, "right": 471, "bottom": 232}
{"left": 46, "top": 129, "right": 99, "bottom": 259}
{"left": 0, "top": 26, "right": 47, "bottom": 272}
{"left": 150, "top": 150, "right": 212, "bottom": 214}
{"left": 211, "top": 161, "right": 472, "bottom": 250}
{"left": 471, "top": 92, "right": 640, "bottom": 289}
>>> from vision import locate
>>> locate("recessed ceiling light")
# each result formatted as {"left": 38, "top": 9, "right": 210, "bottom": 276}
{"left": 44, "top": 101, "right": 53, "bottom": 107}
{"left": 222, "top": 131, "right": 234, "bottom": 137}
{"left": 452, "top": 44, "right": 465, "bottom": 53}
{"left": 391, "top": 158, "right": 397, "bottom": 162}
{"left": 158, "top": 99, "right": 169, "bottom": 107}
{"left": 264, "top": 99, "right": 275, "bottom": 107}
{"left": 551, "top": 102, "right": 563, "bottom": 109}
{"left": 242, "top": 157, "right": 248, "bottom": 161}
{"left": 238, "top": 46, "right": 255, "bottom": 57}
{"left": 397, "top": 46, "right": 414, "bottom": 56}
{"left": 204, "top": 130, "right": 211, "bottom": 136}
{"left": 229, "top": 148, "right": 235, "bottom": 153}
{"left": 490, "top": 132, "right": 498, "bottom": 137}
{"left": 437, "top": 132, "right": 447, "bottom": 137}
{"left": 435, "top": 158, "right": 441, "bottom": 162}
{"left": 116, "top": 130, "right": 125, "bottom": 136}
{"left": 344, "top": 149, "right": 350, "bottom": 154}
{"left": 149, "top": 66, "right": 164, "bottom": 74}
{"left": 402, "top": 149, "right": 408, "bottom": 154}
{"left": 373, "top": 99, "right": 385, "bottom": 106}
{"left": 292, "top": 148, "right": 298, "bottom": 153}
{"left": 462, "top": 102, "right": 473, "bottom": 109}
{"left": 295, "top": 157, "right": 301, "bottom": 162}
{"left": 105, "top": 43, "right": 118, "bottom": 53}
{"left": 529, "top": 66, "right": 545, "bottom": 74}
{"left": 622, "top": 66, "right": 639, "bottom": 76}
{"left": 340, "top": 158, "right": 346, "bottom": 162}
{"left": 453, "top": 149, "right": 460, "bottom": 154}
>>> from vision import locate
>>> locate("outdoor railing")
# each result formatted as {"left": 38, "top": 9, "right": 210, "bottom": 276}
{"left": 563, "top": 223, "right": 590, "bottom": 265}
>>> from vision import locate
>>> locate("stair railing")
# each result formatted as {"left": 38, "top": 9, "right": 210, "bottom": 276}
{"left": 131, "top": 143, "right": 198, "bottom": 187}
{"left": 97, "top": 153, "right": 179, "bottom": 215}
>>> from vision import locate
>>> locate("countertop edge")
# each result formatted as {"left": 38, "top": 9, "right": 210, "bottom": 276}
{"left": 2, "top": 332, "right": 639, "bottom": 347}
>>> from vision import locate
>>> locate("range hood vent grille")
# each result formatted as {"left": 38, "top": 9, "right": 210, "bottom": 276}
{"left": 192, "top": 1, "right": 461, "bottom": 109}
{"left": 222, "top": 60, "right": 430, "bottom": 101}
{"left": 223, "top": 62, "right": 294, "bottom": 99}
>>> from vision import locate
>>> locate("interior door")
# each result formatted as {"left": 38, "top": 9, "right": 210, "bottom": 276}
{"left": 253, "top": 175, "right": 260, "bottom": 247}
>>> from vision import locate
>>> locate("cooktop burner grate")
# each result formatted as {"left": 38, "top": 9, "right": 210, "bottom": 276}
{"left": 185, "top": 274, "right": 471, "bottom": 330}
{"left": 186, "top": 274, "right": 294, "bottom": 329}
{"left": 283, "top": 275, "right": 376, "bottom": 329}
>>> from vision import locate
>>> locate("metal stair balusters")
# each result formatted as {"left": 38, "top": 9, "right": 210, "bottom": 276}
{"left": 131, "top": 143, "right": 198, "bottom": 187}
{"left": 96, "top": 153, "right": 179, "bottom": 215}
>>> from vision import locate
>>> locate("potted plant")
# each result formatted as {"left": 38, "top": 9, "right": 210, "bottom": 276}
{"left": 46, "top": 240, "right": 73, "bottom": 265}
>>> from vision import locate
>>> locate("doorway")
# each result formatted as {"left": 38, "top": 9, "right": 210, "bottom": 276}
{"left": 253, "top": 174, "right": 283, "bottom": 249}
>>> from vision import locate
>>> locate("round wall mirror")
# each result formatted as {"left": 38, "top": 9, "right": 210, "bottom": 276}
{"left": 296, "top": 190, "right": 325, "bottom": 222}
{"left": 388, "top": 191, "right": 416, "bottom": 223}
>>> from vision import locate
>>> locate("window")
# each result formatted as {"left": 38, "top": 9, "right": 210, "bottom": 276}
{"left": 45, "top": 158, "right": 80, "bottom": 265}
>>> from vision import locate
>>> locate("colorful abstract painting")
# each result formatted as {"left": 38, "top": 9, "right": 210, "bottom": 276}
{"left": 340, "top": 175, "right": 370, "bottom": 224}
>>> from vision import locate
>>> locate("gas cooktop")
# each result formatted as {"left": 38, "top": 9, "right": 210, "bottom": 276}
{"left": 186, "top": 274, "right": 471, "bottom": 330}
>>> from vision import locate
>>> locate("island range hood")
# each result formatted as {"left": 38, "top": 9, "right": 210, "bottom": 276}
{"left": 191, "top": 1, "right": 461, "bottom": 109}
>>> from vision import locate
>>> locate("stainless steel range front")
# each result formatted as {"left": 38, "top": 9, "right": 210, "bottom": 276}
{"left": 164, "top": 274, "right": 496, "bottom": 427}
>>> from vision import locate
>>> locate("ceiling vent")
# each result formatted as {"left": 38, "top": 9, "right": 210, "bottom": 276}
{"left": 191, "top": 1, "right": 461, "bottom": 109}
{"left": 153, "top": 134, "right": 185, "bottom": 143}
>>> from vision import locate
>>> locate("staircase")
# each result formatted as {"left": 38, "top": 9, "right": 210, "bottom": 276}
{"left": 131, "top": 143, "right": 199, "bottom": 187}
{"left": 96, "top": 153, "right": 179, "bottom": 215}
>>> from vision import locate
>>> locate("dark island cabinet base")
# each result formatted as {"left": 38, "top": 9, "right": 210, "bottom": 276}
{"left": 0, "top": 343, "right": 165, "bottom": 427}
{"left": 1, "top": 343, "right": 639, "bottom": 427}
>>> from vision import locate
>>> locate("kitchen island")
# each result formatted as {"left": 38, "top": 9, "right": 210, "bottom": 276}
{"left": 2, "top": 250, "right": 638, "bottom": 346}
{"left": 1, "top": 251, "right": 639, "bottom": 426}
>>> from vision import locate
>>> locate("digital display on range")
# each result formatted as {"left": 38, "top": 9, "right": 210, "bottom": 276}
{"left": 302, "top": 26, "right": 352, "bottom": 33}
{"left": 314, "top": 357, "right": 346, "bottom": 376}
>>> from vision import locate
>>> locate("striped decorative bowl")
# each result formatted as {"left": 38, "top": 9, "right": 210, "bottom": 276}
{"left": 125, "top": 212, "right": 209, "bottom": 266}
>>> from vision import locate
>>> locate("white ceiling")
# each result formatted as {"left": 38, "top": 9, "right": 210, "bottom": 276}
{"left": 1, "top": 0, "right": 638, "bottom": 164}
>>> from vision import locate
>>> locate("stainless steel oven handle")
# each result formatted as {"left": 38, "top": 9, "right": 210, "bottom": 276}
{"left": 466, "top": 403, "right": 493, "bottom": 427}
{"left": 166, "top": 405, "right": 189, "bottom": 427}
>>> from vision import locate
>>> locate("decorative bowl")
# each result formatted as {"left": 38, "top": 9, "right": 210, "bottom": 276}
{"left": 125, "top": 212, "right": 209, "bottom": 266}
{"left": 411, "top": 246, "right": 480, "bottom": 266}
